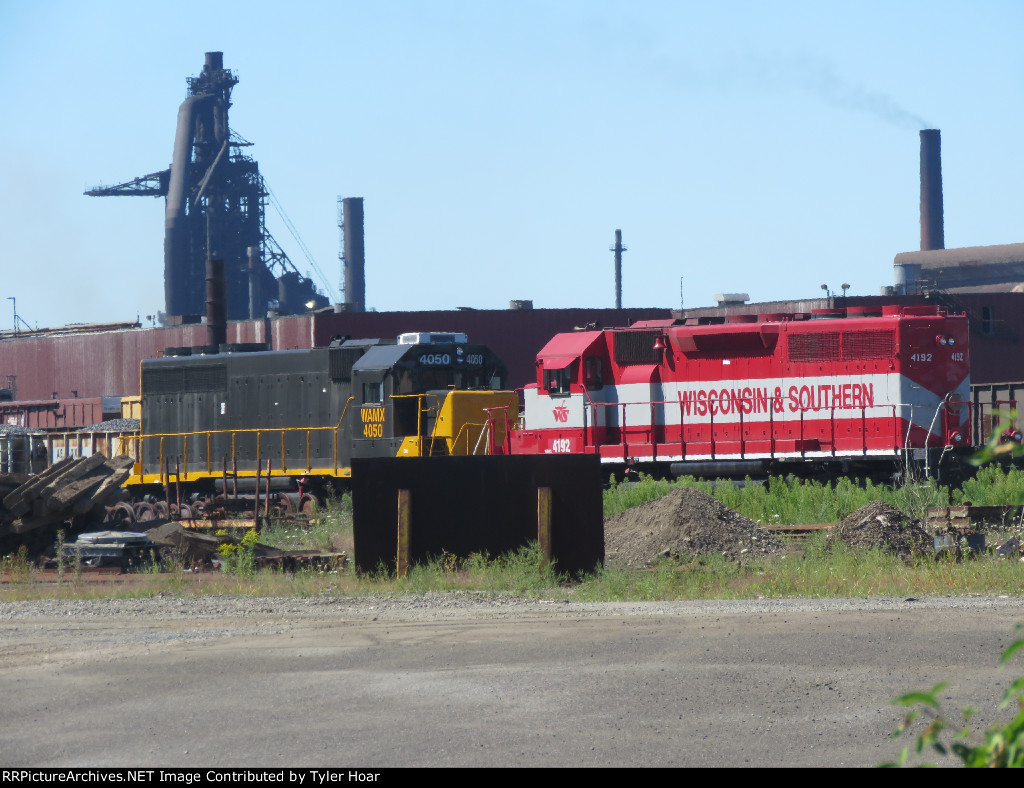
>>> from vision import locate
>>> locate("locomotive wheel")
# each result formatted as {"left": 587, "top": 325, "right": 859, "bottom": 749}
{"left": 133, "top": 502, "right": 157, "bottom": 522}
{"left": 171, "top": 504, "right": 196, "bottom": 521}
{"left": 274, "top": 492, "right": 297, "bottom": 516}
{"left": 299, "top": 493, "right": 321, "bottom": 516}
{"left": 105, "top": 501, "right": 137, "bottom": 526}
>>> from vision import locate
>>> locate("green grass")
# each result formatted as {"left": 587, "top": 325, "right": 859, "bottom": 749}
{"left": 258, "top": 491, "right": 354, "bottom": 555}
{"left": 4, "top": 472, "right": 1024, "bottom": 603}
{"left": 572, "top": 532, "right": 1024, "bottom": 602}
{"left": 605, "top": 472, "right": 956, "bottom": 524}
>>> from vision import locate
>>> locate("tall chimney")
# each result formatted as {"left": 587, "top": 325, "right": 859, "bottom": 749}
{"left": 342, "top": 197, "right": 366, "bottom": 312}
{"left": 610, "top": 229, "right": 627, "bottom": 309}
{"left": 204, "top": 51, "right": 224, "bottom": 72}
{"left": 920, "top": 129, "right": 944, "bottom": 251}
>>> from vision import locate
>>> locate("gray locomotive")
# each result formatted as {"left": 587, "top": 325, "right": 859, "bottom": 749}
{"left": 125, "top": 332, "right": 516, "bottom": 502}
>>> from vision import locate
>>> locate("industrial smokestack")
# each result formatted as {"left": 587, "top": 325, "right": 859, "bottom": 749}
{"left": 205, "top": 258, "right": 227, "bottom": 347}
{"left": 610, "top": 229, "right": 627, "bottom": 309}
{"left": 204, "top": 51, "right": 224, "bottom": 72}
{"left": 920, "top": 129, "right": 944, "bottom": 251}
{"left": 342, "top": 197, "right": 366, "bottom": 312}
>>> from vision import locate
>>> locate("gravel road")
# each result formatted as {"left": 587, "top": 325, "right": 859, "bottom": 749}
{"left": 2, "top": 593, "right": 1023, "bottom": 768}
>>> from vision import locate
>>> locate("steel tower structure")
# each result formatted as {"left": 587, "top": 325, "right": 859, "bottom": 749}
{"left": 86, "top": 52, "right": 328, "bottom": 321}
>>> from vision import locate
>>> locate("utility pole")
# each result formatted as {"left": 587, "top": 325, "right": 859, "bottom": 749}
{"left": 610, "top": 229, "right": 627, "bottom": 309}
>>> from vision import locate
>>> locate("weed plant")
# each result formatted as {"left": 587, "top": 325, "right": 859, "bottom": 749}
{"left": 374, "top": 543, "right": 563, "bottom": 596}
{"left": 259, "top": 491, "right": 354, "bottom": 555}
{"left": 0, "top": 545, "right": 34, "bottom": 584}
{"left": 217, "top": 529, "right": 260, "bottom": 576}
{"left": 955, "top": 466, "right": 1024, "bottom": 507}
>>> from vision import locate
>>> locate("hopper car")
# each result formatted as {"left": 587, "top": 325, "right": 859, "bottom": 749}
{"left": 118, "top": 332, "right": 516, "bottom": 516}
{"left": 503, "top": 305, "right": 982, "bottom": 481}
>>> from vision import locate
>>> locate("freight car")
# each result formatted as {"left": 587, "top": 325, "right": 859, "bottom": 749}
{"left": 504, "top": 305, "right": 978, "bottom": 480}
{"left": 121, "top": 332, "right": 516, "bottom": 511}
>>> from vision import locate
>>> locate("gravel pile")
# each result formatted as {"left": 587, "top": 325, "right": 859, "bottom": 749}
{"left": 826, "top": 500, "right": 932, "bottom": 559}
{"left": 604, "top": 486, "right": 785, "bottom": 568}
{"left": 78, "top": 419, "right": 139, "bottom": 432}
{"left": 0, "top": 425, "right": 39, "bottom": 435}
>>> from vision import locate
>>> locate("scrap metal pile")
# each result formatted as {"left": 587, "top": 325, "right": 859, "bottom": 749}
{"left": 0, "top": 453, "right": 347, "bottom": 574}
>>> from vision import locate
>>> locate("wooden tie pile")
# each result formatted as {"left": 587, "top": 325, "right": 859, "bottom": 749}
{"left": 0, "top": 453, "right": 135, "bottom": 542}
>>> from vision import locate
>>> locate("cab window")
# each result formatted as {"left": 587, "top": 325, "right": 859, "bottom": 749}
{"left": 584, "top": 357, "right": 603, "bottom": 390}
{"left": 543, "top": 365, "right": 574, "bottom": 396}
{"left": 362, "top": 380, "right": 384, "bottom": 404}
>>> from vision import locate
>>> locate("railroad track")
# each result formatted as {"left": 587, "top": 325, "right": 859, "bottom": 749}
{"left": 762, "top": 523, "right": 835, "bottom": 537}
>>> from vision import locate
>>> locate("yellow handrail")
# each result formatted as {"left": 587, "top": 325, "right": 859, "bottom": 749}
{"left": 129, "top": 398, "right": 359, "bottom": 479}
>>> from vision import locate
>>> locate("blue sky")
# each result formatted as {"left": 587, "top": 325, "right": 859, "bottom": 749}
{"left": 2, "top": 1, "right": 1022, "bottom": 329}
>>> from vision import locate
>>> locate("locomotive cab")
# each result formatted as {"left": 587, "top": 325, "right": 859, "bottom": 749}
{"left": 347, "top": 335, "right": 513, "bottom": 459}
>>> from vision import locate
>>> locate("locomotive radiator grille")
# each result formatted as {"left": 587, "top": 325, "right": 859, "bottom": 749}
{"left": 789, "top": 330, "right": 894, "bottom": 363}
{"left": 613, "top": 331, "right": 661, "bottom": 365}
{"left": 142, "top": 365, "right": 227, "bottom": 394}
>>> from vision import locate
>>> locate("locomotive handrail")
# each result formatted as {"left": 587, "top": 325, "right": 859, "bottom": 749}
{"left": 391, "top": 392, "right": 444, "bottom": 454}
{"left": 451, "top": 421, "right": 490, "bottom": 454}
{"left": 121, "top": 396, "right": 360, "bottom": 479}
{"left": 133, "top": 423, "right": 349, "bottom": 479}
{"left": 483, "top": 404, "right": 515, "bottom": 455}
{"left": 563, "top": 393, "right": 962, "bottom": 462}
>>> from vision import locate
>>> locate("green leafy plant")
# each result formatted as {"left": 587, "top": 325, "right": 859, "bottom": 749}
{"left": 883, "top": 624, "right": 1024, "bottom": 767}
{"left": 55, "top": 528, "right": 66, "bottom": 584}
{"left": 217, "top": 528, "right": 260, "bottom": 576}
{"left": 968, "top": 409, "right": 1024, "bottom": 467}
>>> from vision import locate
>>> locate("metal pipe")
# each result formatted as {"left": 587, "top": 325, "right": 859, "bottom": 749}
{"left": 254, "top": 456, "right": 261, "bottom": 523}
{"left": 264, "top": 459, "right": 272, "bottom": 520}
{"left": 669, "top": 461, "right": 766, "bottom": 477}
{"left": 165, "top": 94, "right": 212, "bottom": 316}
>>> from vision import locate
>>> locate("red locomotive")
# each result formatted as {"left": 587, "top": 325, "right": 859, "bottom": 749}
{"left": 506, "top": 305, "right": 973, "bottom": 478}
